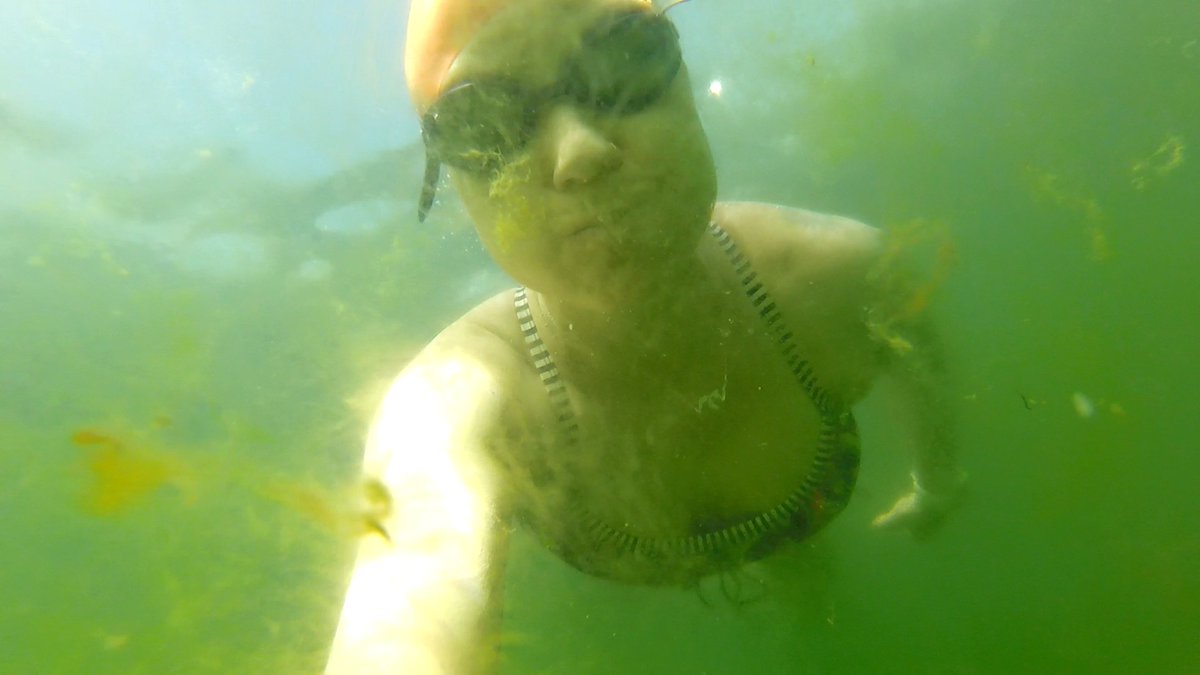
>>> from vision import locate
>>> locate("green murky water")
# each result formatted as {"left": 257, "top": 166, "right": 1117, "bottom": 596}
{"left": 2, "top": 1, "right": 1196, "bottom": 672}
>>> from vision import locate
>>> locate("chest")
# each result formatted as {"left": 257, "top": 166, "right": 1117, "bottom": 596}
{"left": 515, "top": 318, "right": 825, "bottom": 538}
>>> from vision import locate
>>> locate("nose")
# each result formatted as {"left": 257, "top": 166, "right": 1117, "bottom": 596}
{"left": 544, "top": 105, "right": 622, "bottom": 190}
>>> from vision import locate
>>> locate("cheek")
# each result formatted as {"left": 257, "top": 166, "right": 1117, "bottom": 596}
{"left": 451, "top": 163, "right": 573, "bottom": 295}
{"left": 625, "top": 73, "right": 714, "bottom": 179}
{"left": 452, "top": 158, "right": 554, "bottom": 255}
{"left": 618, "top": 98, "right": 717, "bottom": 227}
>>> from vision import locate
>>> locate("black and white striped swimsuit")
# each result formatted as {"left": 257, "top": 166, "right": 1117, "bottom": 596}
{"left": 511, "top": 222, "right": 861, "bottom": 586}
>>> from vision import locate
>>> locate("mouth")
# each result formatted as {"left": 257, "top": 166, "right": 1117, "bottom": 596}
{"left": 556, "top": 212, "right": 605, "bottom": 239}
{"left": 563, "top": 204, "right": 633, "bottom": 238}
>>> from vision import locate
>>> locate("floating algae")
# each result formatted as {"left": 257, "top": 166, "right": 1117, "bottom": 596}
{"left": 487, "top": 154, "right": 544, "bottom": 253}
{"left": 1023, "top": 164, "right": 1111, "bottom": 261}
{"left": 1131, "top": 134, "right": 1185, "bottom": 191}
{"left": 72, "top": 427, "right": 190, "bottom": 515}
{"left": 865, "top": 218, "right": 958, "bottom": 357}
{"left": 71, "top": 419, "right": 391, "bottom": 541}
{"left": 1024, "top": 165, "right": 1105, "bottom": 223}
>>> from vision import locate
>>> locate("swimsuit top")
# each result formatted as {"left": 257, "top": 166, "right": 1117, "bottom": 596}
{"left": 511, "top": 222, "right": 861, "bottom": 587}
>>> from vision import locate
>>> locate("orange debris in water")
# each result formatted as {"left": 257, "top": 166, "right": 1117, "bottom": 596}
{"left": 896, "top": 238, "right": 958, "bottom": 322}
{"left": 72, "top": 428, "right": 175, "bottom": 516}
{"left": 866, "top": 219, "right": 958, "bottom": 355}
{"left": 259, "top": 481, "right": 341, "bottom": 532}
{"left": 70, "top": 420, "right": 390, "bottom": 541}
{"left": 257, "top": 478, "right": 393, "bottom": 541}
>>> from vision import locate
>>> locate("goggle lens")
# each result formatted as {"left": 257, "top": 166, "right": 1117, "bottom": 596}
{"left": 568, "top": 10, "right": 682, "bottom": 114}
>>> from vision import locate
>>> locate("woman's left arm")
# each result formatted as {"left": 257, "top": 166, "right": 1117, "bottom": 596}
{"left": 862, "top": 229, "right": 967, "bottom": 539}
{"left": 868, "top": 311, "right": 967, "bottom": 539}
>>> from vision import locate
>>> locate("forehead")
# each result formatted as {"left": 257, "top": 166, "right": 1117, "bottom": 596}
{"left": 444, "top": 0, "right": 650, "bottom": 87}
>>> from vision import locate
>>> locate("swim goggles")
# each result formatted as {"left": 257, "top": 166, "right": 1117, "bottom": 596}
{"left": 416, "top": 8, "right": 682, "bottom": 221}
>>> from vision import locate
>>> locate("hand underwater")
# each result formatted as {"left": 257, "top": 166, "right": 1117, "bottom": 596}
{"left": 872, "top": 471, "right": 967, "bottom": 540}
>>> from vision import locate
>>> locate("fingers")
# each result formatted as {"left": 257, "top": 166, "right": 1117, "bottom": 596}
{"left": 871, "top": 491, "right": 951, "bottom": 540}
{"left": 871, "top": 493, "right": 918, "bottom": 530}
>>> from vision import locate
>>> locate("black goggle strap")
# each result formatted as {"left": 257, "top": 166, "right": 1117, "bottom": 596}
{"left": 417, "top": 149, "right": 440, "bottom": 223}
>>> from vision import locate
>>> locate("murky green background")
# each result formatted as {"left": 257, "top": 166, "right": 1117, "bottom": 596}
{"left": 2, "top": 1, "right": 1196, "bottom": 673}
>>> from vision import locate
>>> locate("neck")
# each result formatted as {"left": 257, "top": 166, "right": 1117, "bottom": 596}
{"left": 534, "top": 237, "right": 728, "bottom": 378}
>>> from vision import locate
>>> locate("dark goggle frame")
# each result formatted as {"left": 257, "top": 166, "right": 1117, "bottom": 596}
{"left": 416, "top": 9, "right": 682, "bottom": 221}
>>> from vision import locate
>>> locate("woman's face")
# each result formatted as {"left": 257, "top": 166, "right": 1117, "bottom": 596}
{"left": 432, "top": 0, "right": 717, "bottom": 304}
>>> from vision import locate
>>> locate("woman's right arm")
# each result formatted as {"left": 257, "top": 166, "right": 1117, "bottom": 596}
{"left": 324, "top": 334, "right": 514, "bottom": 675}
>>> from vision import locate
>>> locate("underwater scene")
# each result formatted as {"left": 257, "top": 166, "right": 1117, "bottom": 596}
{"left": 1, "top": 0, "right": 1197, "bottom": 673}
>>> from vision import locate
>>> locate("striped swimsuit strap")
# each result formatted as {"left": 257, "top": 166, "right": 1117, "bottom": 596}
{"left": 513, "top": 221, "right": 852, "bottom": 557}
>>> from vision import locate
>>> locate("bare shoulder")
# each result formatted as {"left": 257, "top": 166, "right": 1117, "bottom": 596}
{"left": 429, "top": 289, "right": 527, "bottom": 377}
{"left": 712, "top": 201, "right": 885, "bottom": 400}
{"left": 364, "top": 289, "right": 527, "bottom": 474}
{"left": 713, "top": 201, "right": 882, "bottom": 288}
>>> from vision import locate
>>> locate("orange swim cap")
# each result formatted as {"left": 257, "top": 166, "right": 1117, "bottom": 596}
{"left": 404, "top": 0, "right": 660, "bottom": 111}
{"left": 404, "top": 0, "right": 508, "bottom": 111}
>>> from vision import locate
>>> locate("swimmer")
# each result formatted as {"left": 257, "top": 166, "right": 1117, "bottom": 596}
{"left": 325, "top": 1, "right": 966, "bottom": 672}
